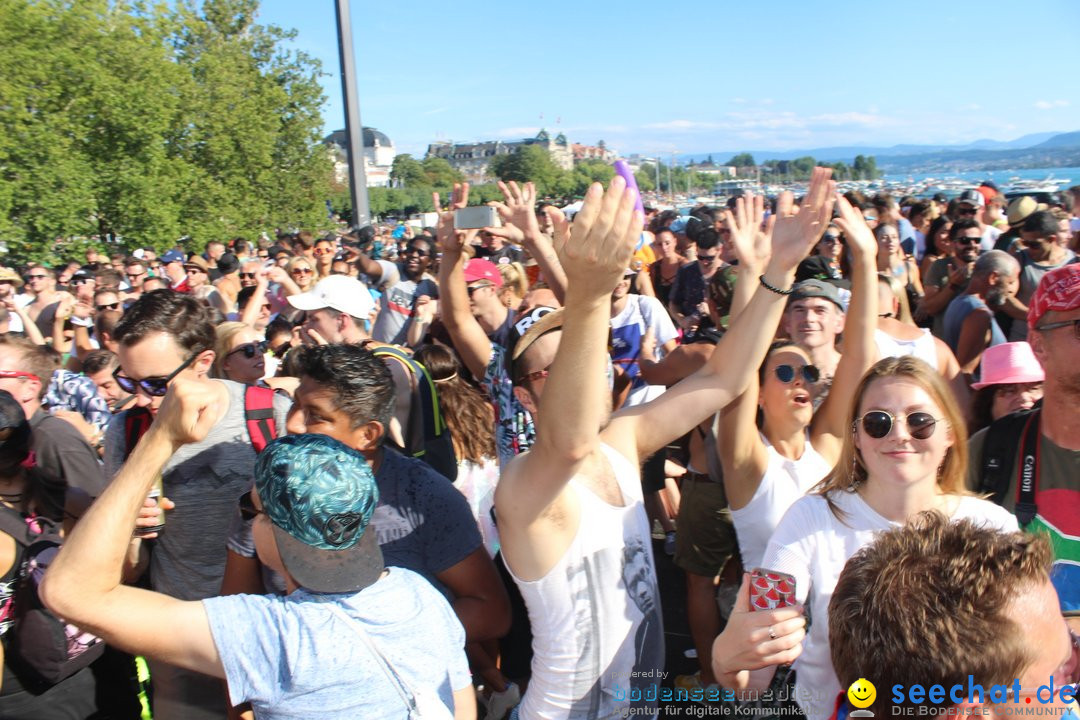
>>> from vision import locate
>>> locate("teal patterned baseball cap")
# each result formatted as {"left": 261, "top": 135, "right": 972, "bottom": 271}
{"left": 255, "top": 433, "right": 383, "bottom": 593}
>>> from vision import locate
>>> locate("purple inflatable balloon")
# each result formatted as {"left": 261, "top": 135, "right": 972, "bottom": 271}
{"left": 613, "top": 160, "right": 646, "bottom": 251}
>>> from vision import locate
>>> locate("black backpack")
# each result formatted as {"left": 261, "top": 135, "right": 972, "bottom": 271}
{"left": 0, "top": 507, "right": 105, "bottom": 685}
{"left": 372, "top": 346, "right": 457, "bottom": 482}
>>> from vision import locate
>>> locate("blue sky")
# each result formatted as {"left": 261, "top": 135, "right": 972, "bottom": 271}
{"left": 254, "top": 0, "right": 1079, "bottom": 158}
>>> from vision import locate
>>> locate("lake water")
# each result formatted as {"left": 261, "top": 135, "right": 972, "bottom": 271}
{"left": 881, "top": 166, "right": 1079, "bottom": 189}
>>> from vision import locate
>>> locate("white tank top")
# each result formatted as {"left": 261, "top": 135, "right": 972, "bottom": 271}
{"left": 508, "top": 444, "right": 665, "bottom": 720}
{"left": 730, "top": 433, "right": 832, "bottom": 571}
{"left": 873, "top": 328, "right": 939, "bottom": 370}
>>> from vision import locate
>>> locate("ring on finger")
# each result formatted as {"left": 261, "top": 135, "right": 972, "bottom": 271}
{"left": 769, "top": 626, "right": 777, "bottom": 640}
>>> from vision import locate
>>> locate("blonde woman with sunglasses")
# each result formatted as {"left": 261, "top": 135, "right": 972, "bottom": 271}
{"left": 711, "top": 356, "right": 1018, "bottom": 720}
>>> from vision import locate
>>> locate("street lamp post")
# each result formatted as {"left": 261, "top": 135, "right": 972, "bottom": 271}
{"left": 335, "top": 0, "right": 371, "bottom": 228}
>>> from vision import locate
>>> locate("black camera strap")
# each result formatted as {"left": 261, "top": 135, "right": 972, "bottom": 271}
{"left": 1014, "top": 411, "right": 1042, "bottom": 528}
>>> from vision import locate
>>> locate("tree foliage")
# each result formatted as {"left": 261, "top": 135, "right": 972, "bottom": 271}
{"left": 726, "top": 153, "right": 756, "bottom": 167}
{"left": 0, "top": 0, "right": 332, "bottom": 264}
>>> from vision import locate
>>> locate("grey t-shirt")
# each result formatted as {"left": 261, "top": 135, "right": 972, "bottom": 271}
{"left": 370, "top": 261, "right": 439, "bottom": 345}
{"left": 228, "top": 447, "right": 481, "bottom": 596}
{"left": 203, "top": 568, "right": 470, "bottom": 719}
{"left": 104, "top": 380, "right": 291, "bottom": 601}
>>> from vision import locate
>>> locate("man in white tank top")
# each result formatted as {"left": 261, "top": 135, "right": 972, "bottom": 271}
{"left": 486, "top": 170, "right": 840, "bottom": 719}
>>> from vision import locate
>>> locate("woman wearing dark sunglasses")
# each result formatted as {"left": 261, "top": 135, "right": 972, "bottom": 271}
{"left": 711, "top": 356, "right": 1018, "bottom": 720}
{"left": 716, "top": 191, "right": 880, "bottom": 577}
{"left": 212, "top": 322, "right": 266, "bottom": 386}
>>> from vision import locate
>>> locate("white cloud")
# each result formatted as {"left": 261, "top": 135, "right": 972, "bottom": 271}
{"left": 962, "top": 103, "right": 982, "bottom": 111}
{"left": 1034, "top": 100, "right": 1069, "bottom": 110}
{"left": 732, "top": 97, "right": 747, "bottom": 104}
{"left": 644, "top": 119, "right": 723, "bottom": 131}
{"left": 422, "top": 107, "right": 448, "bottom": 116}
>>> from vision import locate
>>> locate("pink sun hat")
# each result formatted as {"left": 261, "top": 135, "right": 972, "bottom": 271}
{"left": 970, "top": 342, "right": 1045, "bottom": 390}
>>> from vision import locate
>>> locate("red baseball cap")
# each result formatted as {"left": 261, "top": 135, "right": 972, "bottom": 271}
{"left": 463, "top": 258, "right": 503, "bottom": 288}
{"left": 1027, "top": 263, "right": 1080, "bottom": 330}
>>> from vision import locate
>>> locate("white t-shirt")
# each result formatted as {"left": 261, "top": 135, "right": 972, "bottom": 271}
{"left": 610, "top": 294, "right": 678, "bottom": 407}
{"left": 762, "top": 491, "right": 1018, "bottom": 720}
{"left": 730, "top": 434, "right": 831, "bottom": 571}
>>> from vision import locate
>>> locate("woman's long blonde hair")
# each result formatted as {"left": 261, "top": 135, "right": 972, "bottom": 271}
{"left": 815, "top": 356, "right": 970, "bottom": 518}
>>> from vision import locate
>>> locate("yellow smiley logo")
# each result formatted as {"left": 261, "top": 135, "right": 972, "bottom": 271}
{"left": 848, "top": 678, "right": 876, "bottom": 709}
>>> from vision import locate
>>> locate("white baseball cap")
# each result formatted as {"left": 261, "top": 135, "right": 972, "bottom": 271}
{"left": 287, "top": 275, "right": 374, "bottom": 319}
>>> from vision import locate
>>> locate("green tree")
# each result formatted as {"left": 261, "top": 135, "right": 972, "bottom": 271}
{"left": 0, "top": 0, "right": 333, "bottom": 264}
{"left": 726, "top": 153, "right": 756, "bottom": 167}
{"left": 391, "top": 154, "right": 427, "bottom": 187}
{"left": 420, "top": 156, "right": 462, "bottom": 188}
{"left": 634, "top": 166, "right": 656, "bottom": 193}
{"left": 488, "top": 145, "right": 565, "bottom": 194}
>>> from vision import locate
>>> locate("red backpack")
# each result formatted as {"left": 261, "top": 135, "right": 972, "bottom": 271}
{"left": 123, "top": 385, "right": 278, "bottom": 458}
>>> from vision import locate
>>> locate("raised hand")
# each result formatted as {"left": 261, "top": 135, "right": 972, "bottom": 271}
{"left": 725, "top": 191, "right": 773, "bottom": 272}
{"left": 559, "top": 177, "right": 641, "bottom": 297}
{"left": 832, "top": 193, "right": 876, "bottom": 260}
{"left": 768, "top": 167, "right": 835, "bottom": 273}
{"left": 486, "top": 181, "right": 541, "bottom": 246}
{"left": 434, "top": 183, "right": 470, "bottom": 255}
{"left": 151, "top": 377, "right": 222, "bottom": 449}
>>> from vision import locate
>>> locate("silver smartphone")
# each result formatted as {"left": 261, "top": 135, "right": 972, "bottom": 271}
{"left": 454, "top": 206, "right": 501, "bottom": 230}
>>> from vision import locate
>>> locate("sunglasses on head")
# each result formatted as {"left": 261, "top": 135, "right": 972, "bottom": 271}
{"left": 857, "top": 410, "right": 941, "bottom": 440}
{"left": 0, "top": 370, "right": 41, "bottom": 383}
{"left": 112, "top": 354, "right": 196, "bottom": 397}
{"left": 774, "top": 364, "right": 820, "bottom": 384}
{"left": 226, "top": 342, "right": 265, "bottom": 360}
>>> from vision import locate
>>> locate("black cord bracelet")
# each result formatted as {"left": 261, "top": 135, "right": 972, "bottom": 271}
{"left": 759, "top": 274, "right": 794, "bottom": 296}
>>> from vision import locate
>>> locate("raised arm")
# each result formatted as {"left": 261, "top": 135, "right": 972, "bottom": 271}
{"left": 499, "top": 177, "right": 641, "bottom": 521}
{"left": 717, "top": 192, "right": 775, "bottom": 509}
{"left": 435, "top": 184, "right": 495, "bottom": 380}
{"left": 809, "top": 194, "right": 879, "bottom": 464}
{"left": 486, "top": 181, "right": 568, "bottom": 303}
{"left": 40, "top": 378, "right": 224, "bottom": 677}
{"left": 607, "top": 168, "right": 837, "bottom": 463}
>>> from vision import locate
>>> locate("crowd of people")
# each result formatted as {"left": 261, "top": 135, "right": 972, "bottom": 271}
{"left": 0, "top": 172, "right": 1073, "bottom": 719}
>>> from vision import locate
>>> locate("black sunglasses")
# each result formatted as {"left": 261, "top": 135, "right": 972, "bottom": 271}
{"left": 857, "top": 410, "right": 941, "bottom": 440}
{"left": 239, "top": 272, "right": 257, "bottom": 279}
{"left": 467, "top": 283, "right": 493, "bottom": 298}
{"left": 238, "top": 492, "right": 264, "bottom": 521}
{"left": 956, "top": 207, "right": 978, "bottom": 215}
{"left": 955, "top": 236, "right": 982, "bottom": 245}
{"left": 1036, "top": 317, "right": 1080, "bottom": 340}
{"left": 113, "top": 354, "right": 196, "bottom": 397}
{"left": 96, "top": 302, "right": 120, "bottom": 311}
{"left": 774, "top": 364, "right": 820, "bottom": 384}
{"left": 226, "top": 342, "right": 265, "bottom": 360}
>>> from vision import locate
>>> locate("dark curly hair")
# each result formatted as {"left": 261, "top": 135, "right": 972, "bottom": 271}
{"left": 413, "top": 344, "right": 495, "bottom": 465}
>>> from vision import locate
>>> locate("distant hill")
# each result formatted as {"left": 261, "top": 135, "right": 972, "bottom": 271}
{"left": 677, "top": 131, "right": 1080, "bottom": 173}
{"left": 1033, "top": 131, "right": 1080, "bottom": 149}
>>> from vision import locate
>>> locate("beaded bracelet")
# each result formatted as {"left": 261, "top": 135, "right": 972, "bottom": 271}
{"left": 759, "top": 275, "right": 794, "bottom": 296}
